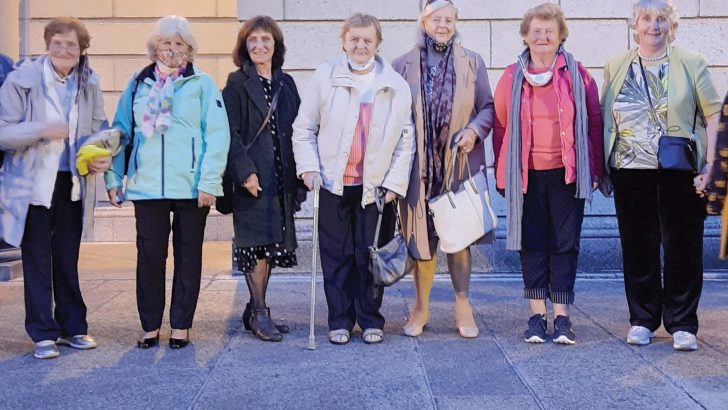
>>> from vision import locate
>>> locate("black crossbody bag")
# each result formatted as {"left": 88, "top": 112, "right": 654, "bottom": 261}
{"left": 638, "top": 56, "right": 698, "bottom": 173}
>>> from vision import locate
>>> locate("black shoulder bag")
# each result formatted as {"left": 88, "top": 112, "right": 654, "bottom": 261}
{"left": 639, "top": 56, "right": 698, "bottom": 173}
{"left": 216, "top": 82, "right": 281, "bottom": 215}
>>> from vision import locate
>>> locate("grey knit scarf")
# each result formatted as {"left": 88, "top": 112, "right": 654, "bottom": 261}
{"left": 505, "top": 46, "right": 592, "bottom": 251}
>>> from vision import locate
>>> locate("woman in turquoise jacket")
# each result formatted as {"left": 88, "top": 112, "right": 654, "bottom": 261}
{"left": 104, "top": 16, "right": 230, "bottom": 349}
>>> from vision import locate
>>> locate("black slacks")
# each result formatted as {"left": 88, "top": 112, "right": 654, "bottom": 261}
{"left": 520, "top": 168, "right": 585, "bottom": 305}
{"left": 21, "top": 172, "right": 87, "bottom": 342}
{"left": 133, "top": 199, "right": 209, "bottom": 331}
{"left": 611, "top": 168, "right": 705, "bottom": 335}
{"left": 318, "top": 186, "right": 389, "bottom": 331}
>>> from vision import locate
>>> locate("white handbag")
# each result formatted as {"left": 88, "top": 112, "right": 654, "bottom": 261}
{"left": 428, "top": 148, "right": 498, "bottom": 254}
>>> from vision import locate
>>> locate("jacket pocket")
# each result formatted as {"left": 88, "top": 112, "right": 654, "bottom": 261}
{"left": 190, "top": 136, "right": 196, "bottom": 172}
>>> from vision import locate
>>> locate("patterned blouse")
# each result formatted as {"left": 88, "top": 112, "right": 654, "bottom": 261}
{"left": 610, "top": 58, "right": 669, "bottom": 169}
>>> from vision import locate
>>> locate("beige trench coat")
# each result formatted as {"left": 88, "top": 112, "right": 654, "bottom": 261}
{"left": 392, "top": 44, "right": 495, "bottom": 260}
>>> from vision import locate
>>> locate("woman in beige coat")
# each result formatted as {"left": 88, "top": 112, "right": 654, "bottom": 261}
{"left": 392, "top": 0, "right": 494, "bottom": 338}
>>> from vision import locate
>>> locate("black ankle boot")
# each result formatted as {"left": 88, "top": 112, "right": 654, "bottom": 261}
{"left": 243, "top": 302, "right": 289, "bottom": 333}
{"left": 250, "top": 307, "right": 283, "bottom": 342}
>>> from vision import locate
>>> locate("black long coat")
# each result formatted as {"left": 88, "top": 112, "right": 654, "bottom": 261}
{"left": 222, "top": 63, "right": 302, "bottom": 249}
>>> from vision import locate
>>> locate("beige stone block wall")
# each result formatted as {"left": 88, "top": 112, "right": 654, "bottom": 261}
{"left": 17, "top": 0, "right": 728, "bottom": 120}
{"left": 9, "top": 0, "right": 725, "bottom": 242}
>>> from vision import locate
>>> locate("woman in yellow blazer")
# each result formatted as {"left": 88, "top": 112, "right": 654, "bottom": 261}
{"left": 600, "top": 0, "right": 722, "bottom": 352}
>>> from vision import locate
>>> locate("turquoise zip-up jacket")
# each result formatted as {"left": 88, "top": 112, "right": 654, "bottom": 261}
{"left": 105, "top": 63, "right": 230, "bottom": 199}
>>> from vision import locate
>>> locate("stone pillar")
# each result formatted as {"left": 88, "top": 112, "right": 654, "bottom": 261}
{"left": 0, "top": 0, "right": 20, "bottom": 60}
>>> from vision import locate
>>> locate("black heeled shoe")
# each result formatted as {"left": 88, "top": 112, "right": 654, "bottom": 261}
{"left": 169, "top": 329, "right": 190, "bottom": 349}
{"left": 250, "top": 307, "right": 283, "bottom": 342}
{"left": 243, "top": 302, "right": 289, "bottom": 333}
{"left": 137, "top": 331, "right": 160, "bottom": 349}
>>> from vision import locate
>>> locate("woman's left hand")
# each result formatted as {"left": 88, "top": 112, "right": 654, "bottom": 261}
{"left": 198, "top": 190, "right": 216, "bottom": 208}
{"left": 694, "top": 163, "right": 713, "bottom": 197}
{"left": 457, "top": 129, "right": 477, "bottom": 154}
{"left": 87, "top": 156, "right": 112, "bottom": 175}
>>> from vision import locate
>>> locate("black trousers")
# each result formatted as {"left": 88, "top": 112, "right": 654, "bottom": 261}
{"left": 611, "top": 168, "right": 705, "bottom": 335}
{"left": 318, "top": 186, "right": 387, "bottom": 331}
{"left": 133, "top": 199, "right": 209, "bottom": 331}
{"left": 21, "top": 172, "right": 87, "bottom": 342}
{"left": 520, "top": 168, "right": 585, "bottom": 305}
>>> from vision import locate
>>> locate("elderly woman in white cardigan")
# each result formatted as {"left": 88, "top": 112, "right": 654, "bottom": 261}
{"left": 293, "top": 14, "right": 414, "bottom": 345}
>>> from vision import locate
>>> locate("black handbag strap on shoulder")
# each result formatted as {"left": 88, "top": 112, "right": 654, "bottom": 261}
{"left": 638, "top": 56, "right": 697, "bottom": 137}
{"left": 242, "top": 81, "right": 282, "bottom": 151}
{"left": 124, "top": 77, "right": 142, "bottom": 175}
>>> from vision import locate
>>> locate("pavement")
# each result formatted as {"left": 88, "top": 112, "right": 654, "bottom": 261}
{"left": 1, "top": 242, "right": 727, "bottom": 409}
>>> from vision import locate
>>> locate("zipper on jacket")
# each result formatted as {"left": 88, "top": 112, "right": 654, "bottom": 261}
{"left": 161, "top": 133, "right": 166, "bottom": 197}
{"left": 191, "top": 136, "right": 196, "bottom": 172}
{"left": 132, "top": 139, "right": 140, "bottom": 183}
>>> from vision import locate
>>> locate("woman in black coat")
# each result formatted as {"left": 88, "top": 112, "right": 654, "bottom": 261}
{"left": 222, "top": 15, "right": 302, "bottom": 342}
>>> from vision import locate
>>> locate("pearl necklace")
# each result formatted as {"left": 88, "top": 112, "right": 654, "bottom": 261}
{"left": 638, "top": 48, "right": 668, "bottom": 61}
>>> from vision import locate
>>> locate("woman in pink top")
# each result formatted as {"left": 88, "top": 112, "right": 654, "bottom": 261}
{"left": 492, "top": 3, "right": 604, "bottom": 345}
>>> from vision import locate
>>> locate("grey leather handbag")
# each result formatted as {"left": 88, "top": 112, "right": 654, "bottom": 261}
{"left": 369, "top": 189, "right": 414, "bottom": 287}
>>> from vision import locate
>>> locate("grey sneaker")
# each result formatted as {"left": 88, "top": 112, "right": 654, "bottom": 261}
{"left": 57, "top": 335, "right": 98, "bottom": 350}
{"left": 34, "top": 340, "right": 60, "bottom": 359}
{"left": 626, "top": 326, "right": 655, "bottom": 346}
{"left": 553, "top": 316, "right": 576, "bottom": 345}
{"left": 673, "top": 331, "right": 698, "bottom": 351}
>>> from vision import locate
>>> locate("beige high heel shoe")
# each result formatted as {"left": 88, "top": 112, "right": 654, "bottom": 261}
{"left": 403, "top": 310, "right": 430, "bottom": 337}
{"left": 455, "top": 301, "right": 479, "bottom": 338}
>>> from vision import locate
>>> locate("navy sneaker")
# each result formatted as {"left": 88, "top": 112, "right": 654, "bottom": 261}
{"left": 553, "top": 315, "right": 576, "bottom": 345}
{"left": 524, "top": 314, "right": 547, "bottom": 343}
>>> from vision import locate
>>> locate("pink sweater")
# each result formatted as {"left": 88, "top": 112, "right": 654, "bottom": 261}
{"left": 526, "top": 75, "right": 563, "bottom": 170}
{"left": 343, "top": 103, "right": 372, "bottom": 185}
{"left": 493, "top": 54, "right": 605, "bottom": 192}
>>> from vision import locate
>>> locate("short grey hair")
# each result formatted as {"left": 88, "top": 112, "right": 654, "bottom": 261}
{"left": 629, "top": 0, "right": 679, "bottom": 44}
{"left": 416, "top": 0, "right": 461, "bottom": 47}
{"left": 146, "top": 15, "right": 198, "bottom": 62}
{"left": 418, "top": 0, "right": 459, "bottom": 27}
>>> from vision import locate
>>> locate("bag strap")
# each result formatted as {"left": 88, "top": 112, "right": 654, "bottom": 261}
{"left": 124, "top": 77, "right": 141, "bottom": 174}
{"left": 371, "top": 188, "right": 403, "bottom": 250}
{"left": 639, "top": 56, "right": 698, "bottom": 138}
{"left": 242, "top": 81, "right": 282, "bottom": 151}
{"left": 442, "top": 144, "right": 475, "bottom": 193}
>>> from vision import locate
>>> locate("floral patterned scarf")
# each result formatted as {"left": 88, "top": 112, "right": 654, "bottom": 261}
{"left": 141, "top": 65, "right": 180, "bottom": 139}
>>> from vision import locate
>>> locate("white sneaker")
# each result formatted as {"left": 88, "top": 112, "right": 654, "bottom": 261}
{"left": 33, "top": 340, "right": 60, "bottom": 359}
{"left": 672, "top": 331, "right": 698, "bottom": 351}
{"left": 626, "top": 326, "right": 656, "bottom": 346}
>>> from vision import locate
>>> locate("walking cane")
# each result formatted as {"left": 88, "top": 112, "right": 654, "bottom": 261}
{"left": 307, "top": 178, "right": 321, "bottom": 350}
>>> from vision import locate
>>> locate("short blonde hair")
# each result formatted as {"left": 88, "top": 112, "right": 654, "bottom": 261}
{"left": 340, "top": 13, "right": 383, "bottom": 47}
{"left": 629, "top": 0, "right": 679, "bottom": 44}
{"left": 519, "top": 3, "right": 569, "bottom": 46}
{"left": 146, "top": 15, "right": 197, "bottom": 62}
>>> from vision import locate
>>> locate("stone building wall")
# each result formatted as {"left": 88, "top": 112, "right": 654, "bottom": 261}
{"left": 9, "top": 0, "right": 727, "bottom": 118}
{"left": 3, "top": 0, "right": 727, "bottom": 250}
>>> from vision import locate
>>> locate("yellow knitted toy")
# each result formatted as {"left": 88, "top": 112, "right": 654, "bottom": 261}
{"left": 76, "top": 145, "right": 111, "bottom": 176}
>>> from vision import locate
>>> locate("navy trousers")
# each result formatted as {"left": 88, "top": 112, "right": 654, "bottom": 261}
{"left": 21, "top": 172, "right": 87, "bottom": 342}
{"left": 520, "top": 168, "right": 585, "bottom": 305}
{"left": 611, "top": 168, "right": 705, "bottom": 335}
{"left": 318, "top": 186, "right": 390, "bottom": 331}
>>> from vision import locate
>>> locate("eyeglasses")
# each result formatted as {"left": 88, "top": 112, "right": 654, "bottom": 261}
{"left": 49, "top": 41, "right": 80, "bottom": 52}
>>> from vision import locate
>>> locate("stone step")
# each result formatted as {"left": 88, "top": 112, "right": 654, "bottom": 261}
{"left": 0, "top": 248, "right": 22, "bottom": 281}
